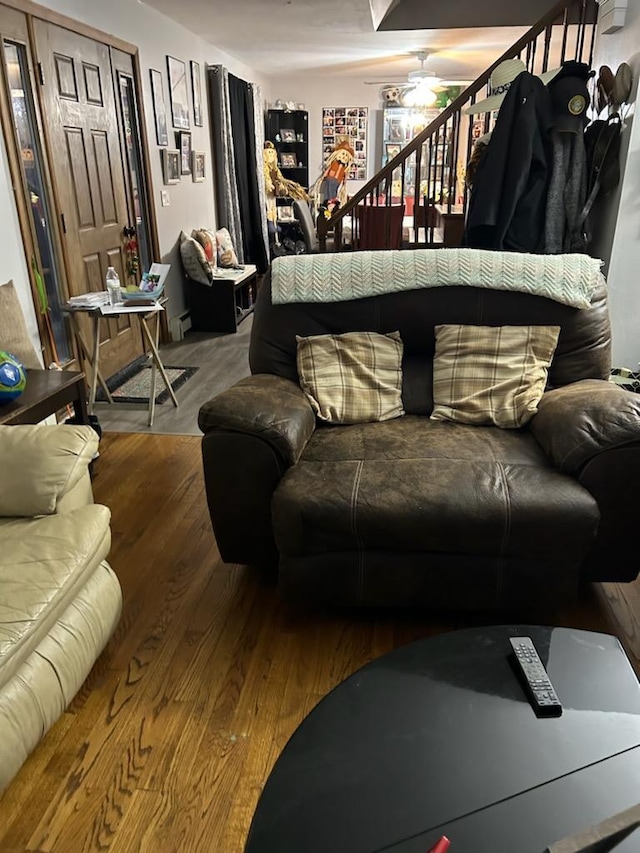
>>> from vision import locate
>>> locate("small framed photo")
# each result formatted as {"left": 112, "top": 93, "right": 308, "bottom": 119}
{"left": 386, "top": 142, "right": 401, "bottom": 160}
{"left": 192, "top": 150, "right": 206, "bottom": 182}
{"left": 280, "top": 152, "right": 297, "bottom": 168}
{"left": 389, "top": 120, "right": 403, "bottom": 141}
{"left": 281, "top": 128, "right": 295, "bottom": 142}
{"left": 278, "top": 205, "right": 294, "bottom": 221}
{"left": 149, "top": 69, "right": 168, "bottom": 146}
{"left": 191, "top": 60, "right": 203, "bottom": 127}
{"left": 161, "top": 148, "right": 180, "bottom": 184}
{"left": 167, "top": 56, "right": 190, "bottom": 129}
{"left": 177, "top": 131, "right": 192, "bottom": 174}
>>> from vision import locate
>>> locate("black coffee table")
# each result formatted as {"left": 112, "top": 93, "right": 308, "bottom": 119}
{"left": 245, "top": 626, "right": 640, "bottom": 853}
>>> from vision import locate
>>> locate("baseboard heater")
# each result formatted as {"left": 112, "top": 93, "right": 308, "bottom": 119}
{"left": 170, "top": 311, "right": 191, "bottom": 342}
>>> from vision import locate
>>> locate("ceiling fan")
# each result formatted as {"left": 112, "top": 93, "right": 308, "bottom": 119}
{"left": 365, "top": 51, "right": 469, "bottom": 107}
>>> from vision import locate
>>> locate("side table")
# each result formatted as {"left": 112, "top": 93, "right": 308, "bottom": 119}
{"left": 0, "top": 369, "right": 88, "bottom": 426}
{"left": 245, "top": 626, "right": 640, "bottom": 853}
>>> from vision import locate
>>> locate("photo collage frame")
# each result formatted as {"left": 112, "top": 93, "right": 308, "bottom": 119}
{"left": 322, "top": 107, "right": 368, "bottom": 180}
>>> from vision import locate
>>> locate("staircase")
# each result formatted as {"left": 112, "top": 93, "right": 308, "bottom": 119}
{"left": 318, "top": 0, "right": 598, "bottom": 252}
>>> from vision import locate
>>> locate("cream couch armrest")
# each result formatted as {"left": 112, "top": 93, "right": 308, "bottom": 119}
{"left": 0, "top": 424, "right": 98, "bottom": 518}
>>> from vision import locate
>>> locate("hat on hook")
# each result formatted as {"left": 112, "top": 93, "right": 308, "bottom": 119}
{"left": 547, "top": 61, "right": 594, "bottom": 132}
{"left": 613, "top": 62, "right": 633, "bottom": 107}
{"left": 464, "top": 58, "right": 560, "bottom": 115}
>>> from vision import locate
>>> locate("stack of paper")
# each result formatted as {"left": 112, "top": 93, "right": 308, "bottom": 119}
{"left": 68, "top": 291, "right": 110, "bottom": 308}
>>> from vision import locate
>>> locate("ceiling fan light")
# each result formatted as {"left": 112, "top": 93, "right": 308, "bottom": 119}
{"left": 403, "top": 84, "right": 438, "bottom": 107}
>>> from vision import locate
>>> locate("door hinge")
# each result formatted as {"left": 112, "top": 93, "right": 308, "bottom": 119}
{"left": 61, "top": 213, "right": 67, "bottom": 234}
{"left": 37, "top": 62, "right": 45, "bottom": 86}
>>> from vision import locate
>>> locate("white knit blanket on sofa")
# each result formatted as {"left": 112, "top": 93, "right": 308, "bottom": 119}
{"left": 271, "top": 249, "right": 603, "bottom": 309}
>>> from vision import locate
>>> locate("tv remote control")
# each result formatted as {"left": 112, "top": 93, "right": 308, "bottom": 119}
{"left": 510, "top": 637, "right": 563, "bottom": 717}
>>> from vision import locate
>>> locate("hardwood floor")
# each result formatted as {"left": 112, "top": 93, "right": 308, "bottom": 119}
{"left": 1, "top": 431, "right": 639, "bottom": 852}
{"left": 94, "top": 315, "right": 253, "bottom": 436}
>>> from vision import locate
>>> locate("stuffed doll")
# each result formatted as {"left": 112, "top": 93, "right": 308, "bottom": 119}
{"left": 263, "top": 141, "right": 308, "bottom": 225}
{"left": 309, "top": 139, "right": 355, "bottom": 215}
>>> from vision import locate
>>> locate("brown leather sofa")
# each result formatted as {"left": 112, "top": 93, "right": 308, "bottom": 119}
{"left": 199, "top": 271, "right": 640, "bottom": 609}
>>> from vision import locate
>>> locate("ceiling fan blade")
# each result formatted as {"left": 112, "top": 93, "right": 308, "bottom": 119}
{"left": 364, "top": 79, "right": 410, "bottom": 85}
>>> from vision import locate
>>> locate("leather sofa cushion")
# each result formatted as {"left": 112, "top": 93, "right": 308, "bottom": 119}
{"left": 0, "top": 561, "right": 121, "bottom": 793}
{"left": 302, "top": 416, "right": 551, "bottom": 465}
{"left": 272, "top": 418, "right": 599, "bottom": 561}
{"left": 0, "top": 424, "right": 98, "bottom": 517}
{"left": 0, "top": 504, "right": 111, "bottom": 690}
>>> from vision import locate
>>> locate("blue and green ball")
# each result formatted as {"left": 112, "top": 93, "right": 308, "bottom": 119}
{"left": 0, "top": 351, "right": 27, "bottom": 402}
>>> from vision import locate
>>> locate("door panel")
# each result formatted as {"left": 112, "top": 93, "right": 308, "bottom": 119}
{"left": 33, "top": 20, "right": 143, "bottom": 379}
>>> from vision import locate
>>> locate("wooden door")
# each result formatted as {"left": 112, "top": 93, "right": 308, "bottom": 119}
{"left": 32, "top": 20, "right": 143, "bottom": 379}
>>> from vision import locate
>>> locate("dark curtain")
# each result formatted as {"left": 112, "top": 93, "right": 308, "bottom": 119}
{"left": 227, "top": 74, "right": 269, "bottom": 273}
{"left": 207, "top": 67, "right": 243, "bottom": 262}
{"left": 209, "top": 66, "right": 269, "bottom": 273}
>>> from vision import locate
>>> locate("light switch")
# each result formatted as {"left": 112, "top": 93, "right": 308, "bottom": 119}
{"left": 161, "top": 190, "right": 170, "bottom": 207}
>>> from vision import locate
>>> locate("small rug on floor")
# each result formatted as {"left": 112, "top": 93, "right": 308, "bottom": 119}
{"left": 97, "top": 357, "right": 199, "bottom": 404}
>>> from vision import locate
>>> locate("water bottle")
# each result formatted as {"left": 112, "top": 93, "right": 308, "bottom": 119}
{"left": 105, "top": 267, "right": 120, "bottom": 306}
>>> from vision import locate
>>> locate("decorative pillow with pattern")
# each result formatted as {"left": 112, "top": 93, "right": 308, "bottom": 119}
{"left": 191, "top": 229, "right": 217, "bottom": 264}
{"left": 430, "top": 324, "right": 560, "bottom": 429}
{"left": 215, "top": 227, "right": 240, "bottom": 268}
{"left": 296, "top": 330, "right": 405, "bottom": 425}
{"left": 179, "top": 231, "right": 213, "bottom": 285}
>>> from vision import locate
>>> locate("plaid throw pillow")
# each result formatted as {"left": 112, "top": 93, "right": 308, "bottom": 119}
{"left": 296, "top": 331, "right": 405, "bottom": 425}
{"left": 431, "top": 324, "right": 560, "bottom": 428}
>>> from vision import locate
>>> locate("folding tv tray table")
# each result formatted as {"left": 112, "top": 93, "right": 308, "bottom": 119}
{"left": 63, "top": 298, "right": 178, "bottom": 427}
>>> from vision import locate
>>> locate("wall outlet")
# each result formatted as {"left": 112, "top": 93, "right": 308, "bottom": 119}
{"left": 161, "top": 190, "right": 170, "bottom": 207}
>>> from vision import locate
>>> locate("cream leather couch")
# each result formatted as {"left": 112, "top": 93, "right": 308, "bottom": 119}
{"left": 0, "top": 424, "right": 122, "bottom": 791}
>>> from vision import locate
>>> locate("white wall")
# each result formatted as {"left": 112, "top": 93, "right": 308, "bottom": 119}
{"left": 591, "top": 0, "right": 639, "bottom": 368}
{"left": 266, "top": 77, "right": 383, "bottom": 194}
{"left": 0, "top": 0, "right": 267, "bottom": 337}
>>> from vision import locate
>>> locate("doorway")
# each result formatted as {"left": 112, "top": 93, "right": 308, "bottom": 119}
{"left": 0, "top": 5, "right": 156, "bottom": 381}
{"left": 31, "top": 19, "right": 145, "bottom": 379}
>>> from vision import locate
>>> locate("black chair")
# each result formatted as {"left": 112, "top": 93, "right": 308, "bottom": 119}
{"left": 293, "top": 199, "right": 319, "bottom": 253}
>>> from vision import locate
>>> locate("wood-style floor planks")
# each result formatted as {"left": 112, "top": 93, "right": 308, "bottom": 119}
{"left": 94, "top": 320, "right": 253, "bottom": 436}
{"left": 1, "top": 431, "right": 639, "bottom": 852}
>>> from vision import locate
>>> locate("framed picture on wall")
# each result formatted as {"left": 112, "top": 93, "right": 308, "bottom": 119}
{"left": 161, "top": 148, "right": 180, "bottom": 184}
{"left": 149, "top": 69, "right": 169, "bottom": 146}
{"left": 191, "top": 61, "right": 203, "bottom": 127}
{"left": 167, "top": 56, "right": 190, "bottom": 129}
{"left": 192, "top": 150, "right": 206, "bottom": 182}
{"left": 177, "top": 131, "right": 192, "bottom": 174}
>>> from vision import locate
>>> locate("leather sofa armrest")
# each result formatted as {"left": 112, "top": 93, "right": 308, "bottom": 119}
{"left": 0, "top": 424, "right": 98, "bottom": 517}
{"left": 198, "top": 374, "right": 316, "bottom": 467}
{"left": 530, "top": 379, "right": 640, "bottom": 475}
